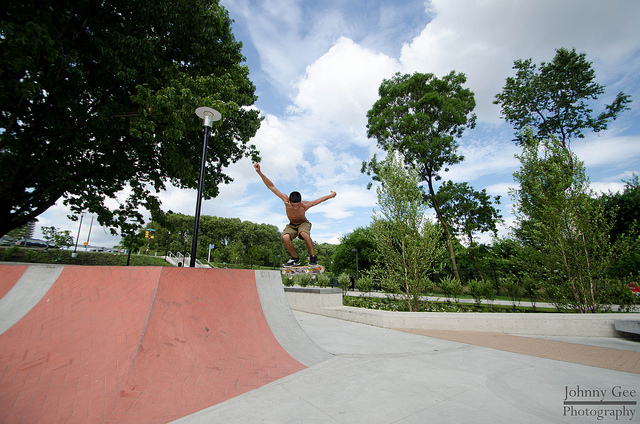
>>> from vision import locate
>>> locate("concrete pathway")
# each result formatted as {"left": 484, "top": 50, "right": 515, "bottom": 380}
{"left": 175, "top": 311, "right": 640, "bottom": 423}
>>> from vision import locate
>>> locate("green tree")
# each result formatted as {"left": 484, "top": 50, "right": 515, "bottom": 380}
{"left": 370, "top": 153, "right": 446, "bottom": 311}
{"left": 117, "top": 223, "right": 148, "bottom": 266}
{"left": 6, "top": 221, "right": 36, "bottom": 241}
{"left": 41, "top": 226, "right": 73, "bottom": 249}
{"left": 156, "top": 213, "right": 194, "bottom": 255}
{"left": 0, "top": 0, "right": 262, "bottom": 238}
{"left": 597, "top": 175, "right": 640, "bottom": 273}
{"left": 41, "top": 225, "right": 74, "bottom": 261}
{"left": 315, "top": 243, "right": 337, "bottom": 271}
{"left": 436, "top": 181, "right": 502, "bottom": 279}
{"left": 332, "top": 227, "right": 376, "bottom": 275}
{"left": 365, "top": 71, "right": 476, "bottom": 281}
{"left": 494, "top": 47, "right": 631, "bottom": 150}
{"left": 599, "top": 174, "right": 640, "bottom": 243}
{"left": 511, "top": 131, "right": 639, "bottom": 312}
{"left": 153, "top": 212, "right": 286, "bottom": 265}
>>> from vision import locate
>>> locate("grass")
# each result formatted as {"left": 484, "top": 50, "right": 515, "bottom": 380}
{"left": 1, "top": 247, "right": 170, "bottom": 267}
{"left": 0, "top": 247, "right": 289, "bottom": 269}
{"left": 344, "top": 295, "right": 570, "bottom": 313}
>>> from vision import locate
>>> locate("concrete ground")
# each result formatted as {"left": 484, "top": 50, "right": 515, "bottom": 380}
{"left": 174, "top": 311, "right": 640, "bottom": 424}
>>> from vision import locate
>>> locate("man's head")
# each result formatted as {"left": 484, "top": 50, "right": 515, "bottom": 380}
{"left": 289, "top": 191, "right": 302, "bottom": 203}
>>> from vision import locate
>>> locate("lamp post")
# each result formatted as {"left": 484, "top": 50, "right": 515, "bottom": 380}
{"left": 165, "top": 231, "right": 171, "bottom": 260}
{"left": 351, "top": 248, "right": 359, "bottom": 290}
{"left": 73, "top": 213, "right": 84, "bottom": 258}
{"left": 85, "top": 215, "right": 94, "bottom": 251}
{"left": 191, "top": 107, "right": 221, "bottom": 267}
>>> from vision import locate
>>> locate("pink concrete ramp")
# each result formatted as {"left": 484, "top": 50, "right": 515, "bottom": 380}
{"left": 0, "top": 265, "right": 316, "bottom": 423}
{"left": 0, "top": 264, "right": 28, "bottom": 300}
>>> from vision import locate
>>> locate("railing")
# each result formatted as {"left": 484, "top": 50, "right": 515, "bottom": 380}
{"left": 165, "top": 251, "right": 210, "bottom": 268}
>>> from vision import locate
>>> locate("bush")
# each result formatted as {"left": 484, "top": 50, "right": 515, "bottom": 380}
{"left": 522, "top": 274, "right": 541, "bottom": 307}
{"left": 420, "top": 277, "right": 435, "bottom": 296}
{"left": 379, "top": 274, "right": 400, "bottom": 295}
{"left": 439, "top": 275, "right": 462, "bottom": 302}
{"left": 338, "top": 272, "right": 351, "bottom": 294}
{"left": 298, "top": 274, "right": 312, "bottom": 287}
{"left": 2, "top": 246, "right": 18, "bottom": 260}
{"left": 598, "top": 277, "right": 639, "bottom": 312}
{"left": 282, "top": 274, "right": 295, "bottom": 286}
{"left": 316, "top": 273, "right": 330, "bottom": 288}
{"left": 468, "top": 279, "right": 495, "bottom": 306}
{"left": 357, "top": 274, "right": 374, "bottom": 294}
{"left": 501, "top": 276, "right": 524, "bottom": 308}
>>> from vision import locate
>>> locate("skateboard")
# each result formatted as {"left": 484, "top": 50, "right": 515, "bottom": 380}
{"left": 281, "top": 264, "right": 325, "bottom": 279}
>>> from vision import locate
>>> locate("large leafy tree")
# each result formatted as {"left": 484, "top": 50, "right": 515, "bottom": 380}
{"left": 436, "top": 181, "right": 502, "bottom": 278}
{"left": 365, "top": 71, "right": 476, "bottom": 281}
{"left": 153, "top": 212, "right": 284, "bottom": 265}
{"left": 331, "top": 227, "right": 376, "bottom": 275}
{"left": 437, "top": 181, "right": 502, "bottom": 245}
{"left": 370, "top": 153, "right": 446, "bottom": 311}
{"left": 599, "top": 174, "right": 640, "bottom": 243}
{"left": 494, "top": 47, "right": 631, "bottom": 150}
{"left": 598, "top": 175, "right": 640, "bottom": 271}
{"left": 0, "top": 0, "right": 262, "bottom": 238}
{"left": 511, "top": 131, "right": 638, "bottom": 312}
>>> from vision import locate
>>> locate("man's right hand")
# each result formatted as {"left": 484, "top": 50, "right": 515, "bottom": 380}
{"left": 253, "top": 163, "right": 261, "bottom": 173}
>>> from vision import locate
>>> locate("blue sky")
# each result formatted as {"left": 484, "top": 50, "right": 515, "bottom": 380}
{"left": 37, "top": 0, "right": 640, "bottom": 249}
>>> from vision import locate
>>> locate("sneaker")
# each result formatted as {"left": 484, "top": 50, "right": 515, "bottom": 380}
{"left": 284, "top": 257, "right": 300, "bottom": 267}
{"left": 309, "top": 255, "right": 318, "bottom": 266}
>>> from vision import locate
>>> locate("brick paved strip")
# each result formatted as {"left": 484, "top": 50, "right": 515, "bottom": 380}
{"left": 395, "top": 329, "right": 640, "bottom": 374}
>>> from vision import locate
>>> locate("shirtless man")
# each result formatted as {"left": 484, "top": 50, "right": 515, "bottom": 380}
{"left": 254, "top": 163, "right": 336, "bottom": 266}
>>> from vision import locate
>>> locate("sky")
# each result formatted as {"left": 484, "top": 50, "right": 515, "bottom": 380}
{"left": 35, "top": 0, "right": 640, "bottom": 250}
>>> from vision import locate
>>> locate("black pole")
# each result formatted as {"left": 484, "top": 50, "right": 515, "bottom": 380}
{"left": 127, "top": 238, "right": 133, "bottom": 266}
{"left": 190, "top": 126, "right": 210, "bottom": 268}
{"left": 191, "top": 107, "right": 221, "bottom": 268}
{"left": 73, "top": 213, "right": 84, "bottom": 256}
{"left": 356, "top": 250, "right": 360, "bottom": 282}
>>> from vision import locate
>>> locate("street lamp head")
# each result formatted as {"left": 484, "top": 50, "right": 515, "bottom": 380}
{"left": 195, "top": 107, "right": 222, "bottom": 128}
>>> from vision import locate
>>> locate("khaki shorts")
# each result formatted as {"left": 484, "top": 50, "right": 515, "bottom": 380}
{"left": 283, "top": 221, "right": 312, "bottom": 240}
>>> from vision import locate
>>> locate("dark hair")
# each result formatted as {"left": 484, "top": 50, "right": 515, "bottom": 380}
{"left": 289, "top": 191, "right": 302, "bottom": 203}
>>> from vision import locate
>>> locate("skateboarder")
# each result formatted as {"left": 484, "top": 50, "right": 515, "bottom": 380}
{"left": 254, "top": 163, "right": 336, "bottom": 266}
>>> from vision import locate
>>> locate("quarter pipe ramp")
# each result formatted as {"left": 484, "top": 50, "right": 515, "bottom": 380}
{"left": 0, "top": 264, "right": 330, "bottom": 423}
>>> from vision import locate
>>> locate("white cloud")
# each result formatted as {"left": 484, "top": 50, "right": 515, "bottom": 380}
{"left": 291, "top": 37, "right": 400, "bottom": 134}
{"left": 445, "top": 134, "right": 520, "bottom": 184}
{"left": 590, "top": 181, "right": 626, "bottom": 195}
{"left": 574, "top": 135, "right": 640, "bottom": 169}
{"left": 399, "top": 0, "right": 640, "bottom": 122}
{"left": 485, "top": 182, "right": 517, "bottom": 199}
{"left": 250, "top": 114, "right": 304, "bottom": 181}
{"left": 312, "top": 185, "right": 377, "bottom": 221}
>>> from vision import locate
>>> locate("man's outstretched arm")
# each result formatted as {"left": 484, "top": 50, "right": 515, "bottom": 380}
{"left": 307, "top": 191, "right": 337, "bottom": 207}
{"left": 254, "top": 163, "right": 289, "bottom": 202}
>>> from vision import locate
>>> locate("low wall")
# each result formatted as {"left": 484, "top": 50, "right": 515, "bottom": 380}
{"left": 284, "top": 287, "right": 343, "bottom": 315}
{"left": 284, "top": 288, "right": 640, "bottom": 338}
